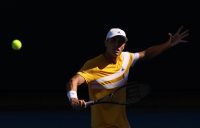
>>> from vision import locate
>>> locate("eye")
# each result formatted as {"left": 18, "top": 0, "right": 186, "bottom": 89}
{"left": 112, "top": 36, "right": 125, "bottom": 43}
{"left": 113, "top": 37, "right": 125, "bottom": 44}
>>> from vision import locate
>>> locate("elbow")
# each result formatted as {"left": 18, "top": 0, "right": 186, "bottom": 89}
{"left": 139, "top": 51, "right": 149, "bottom": 60}
{"left": 67, "top": 74, "right": 84, "bottom": 91}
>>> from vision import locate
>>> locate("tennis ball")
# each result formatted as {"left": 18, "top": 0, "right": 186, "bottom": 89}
{"left": 11, "top": 39, "right": 22, "bottom": 50}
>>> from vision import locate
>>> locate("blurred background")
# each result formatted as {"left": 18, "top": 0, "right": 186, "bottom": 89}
{"left": 0, "top": 0, "right": 199, "bottom": 112}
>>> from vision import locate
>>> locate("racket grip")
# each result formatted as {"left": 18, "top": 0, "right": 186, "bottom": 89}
{"left": 85, "top": 101, "right": 95, "bottom": 108}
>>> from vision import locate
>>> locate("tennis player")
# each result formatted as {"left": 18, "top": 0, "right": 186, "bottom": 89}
{"left": 66, "top": 26, "right": 189, "bottom": 128}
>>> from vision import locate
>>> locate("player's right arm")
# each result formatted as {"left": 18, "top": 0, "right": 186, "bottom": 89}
{"left": 66, "top": 74, "right": 86, "bottom": 109}
{"left": 137, "top": 26, "right": 189, "bottom": 60}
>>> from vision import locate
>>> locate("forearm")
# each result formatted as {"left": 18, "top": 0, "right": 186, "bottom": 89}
{"left": 66, "top": 74, "right": 85, "bottom": 91}
{"left": 67, "top": 78, "right": 78, "bottom": 92}
{"left": 66, "top": 74, "right": 85, "bottom": 100}
{"left": 66, "top": 79, "right": 78, "bottom": 100}
{"left": 66, "top": 74, "right": 86, "bottom": 108}
{"left": 144, "top": 41, "right": 171, "bottom": 59}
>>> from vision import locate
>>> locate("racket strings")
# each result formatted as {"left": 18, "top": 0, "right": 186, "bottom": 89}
{"left": 126, "top": 84, "right": 150, "bottom": 104}
{"left": 98, "top": 92, "right": 118, "bottom": 103}
{"left": 92, "top": 83, "right": 151, "bottom": 105}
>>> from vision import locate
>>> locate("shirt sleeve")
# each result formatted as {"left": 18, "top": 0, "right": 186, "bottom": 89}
{"left": 77, "top": 61, "right": 96, "bottom": 84}
{"left": 131, "top": 52, "right": 140, "bottom": 67}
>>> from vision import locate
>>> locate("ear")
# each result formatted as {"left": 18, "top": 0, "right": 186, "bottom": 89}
{"left": 122, "top": 43, "right": 126, "bottom": 50}
{"left": 104, "top": 39, "right": 108, "bottom": 47}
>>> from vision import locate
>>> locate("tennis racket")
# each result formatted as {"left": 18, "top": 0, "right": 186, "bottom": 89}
{"left": 85, "top": 81, "right": 151, "bottom": 108}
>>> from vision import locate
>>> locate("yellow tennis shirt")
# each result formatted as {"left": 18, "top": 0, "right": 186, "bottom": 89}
{"left": 77, "top": 52, "right": 139, "bottom": 128}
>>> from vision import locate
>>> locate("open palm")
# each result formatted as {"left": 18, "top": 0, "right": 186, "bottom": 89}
{"left": 168, "top": 26, "right": 189, "bottom": 47}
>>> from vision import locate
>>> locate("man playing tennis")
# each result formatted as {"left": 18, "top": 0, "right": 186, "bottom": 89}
{"left": 66, "top": 26, "right": 189, "bottom": 128}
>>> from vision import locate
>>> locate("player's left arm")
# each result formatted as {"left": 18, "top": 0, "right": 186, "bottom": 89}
{"left": 138, "top": 25, "right": 189, "bottom": 60}
{"left": 66, "top": 74, "right": 86, "bottom": 109}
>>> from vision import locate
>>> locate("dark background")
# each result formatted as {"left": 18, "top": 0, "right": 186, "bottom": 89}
{"left": 0, "top": 1, "right": 199, "bottom": 111}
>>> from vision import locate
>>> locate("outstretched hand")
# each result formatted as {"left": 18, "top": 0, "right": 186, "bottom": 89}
{"left": 168, "top": 25, "right": 189, "bottom": 47}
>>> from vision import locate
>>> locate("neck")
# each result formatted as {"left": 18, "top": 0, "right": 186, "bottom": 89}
{"left": 103, "top": 52, "right": 118, "bottom": 64}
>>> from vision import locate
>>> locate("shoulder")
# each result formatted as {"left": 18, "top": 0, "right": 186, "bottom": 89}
{"left": 81, "top": 54, "right": 103, "bottom": 70}
{"left": 122, "top": 51, "right": 139, "bottom": 58}
{"left": 86, "top": 54, "right": 103, "bottom": 64}
{"left": 122, "top": 51, "right": 140, "bottom": 62}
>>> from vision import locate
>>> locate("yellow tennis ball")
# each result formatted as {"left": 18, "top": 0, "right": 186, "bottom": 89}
{"left": 12, "top": 39, "right": 22, "bottom": 50}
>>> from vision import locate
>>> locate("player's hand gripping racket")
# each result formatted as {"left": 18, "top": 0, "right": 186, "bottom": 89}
{"left": 85, "top": 81, "right": 151, "bottom": 108}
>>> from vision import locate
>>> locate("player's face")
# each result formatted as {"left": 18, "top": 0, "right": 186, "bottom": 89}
{"left": 105, "top": 36, "right": 126, "bottom": 58}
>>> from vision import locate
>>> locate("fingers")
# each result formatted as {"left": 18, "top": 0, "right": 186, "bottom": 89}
{"left": 176, "top": 25, "right": 184, "bottom": 34}
{"left": 168, "top": 33, "right": 172, "bottom": 37}
{"left": 180, "top": 29, "right": 189, "bottom": 36}
{"left": 79, "top": 99, "right": 86, "bottom": 108}
{"left": 168, "top": 33, "right": 174, "bottom": 39}
{"left": 180, "top": 40, "right": 188, "bottom": 43}
{"left": 169, "top": 26, "right": 190, "bottom": 40}
{"left": 180, "top": 33, "right": 190, "bottom": 39}
{"left": 70, "top": 98, "right": 86, "bottom": 110}
{"left": 168, "top": 33, "right": 175, "bottom": 43}
{"left": 176, "top": 26, "right": 190, "bottom": 36}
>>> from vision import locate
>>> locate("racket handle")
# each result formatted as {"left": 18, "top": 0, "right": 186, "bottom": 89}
{"left": 85, "top": 101, "right": 95, "bottom": 108}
